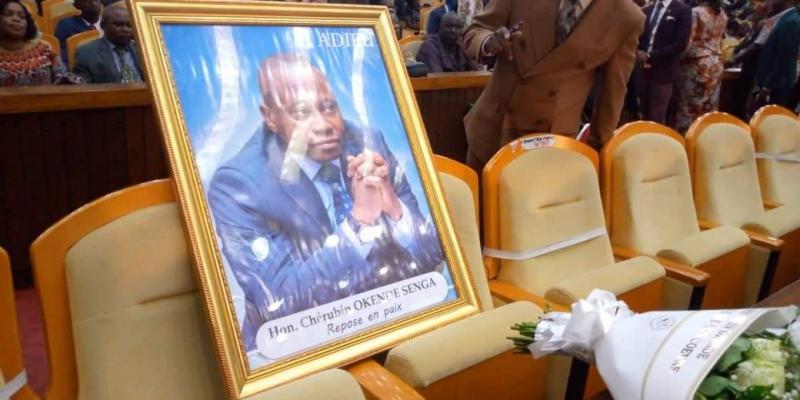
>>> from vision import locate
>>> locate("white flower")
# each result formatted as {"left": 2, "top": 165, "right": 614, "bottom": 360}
{"left": 748, "top": 338, "right": 787, "bottom": 364}
{"left": 734, "top": 359, "right": 786, "bottom": 395}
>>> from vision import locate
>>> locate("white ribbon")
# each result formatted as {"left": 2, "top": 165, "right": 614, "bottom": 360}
{"left": 755, "top": 152, "right": 800, "bottom": 163}
{"left": 483, "top": 227, "right": 606, "bottom": 261}
{"left": 529, "top": 289, "right": 633, "bottom": 362}
{"left": 0, "top": 370, "right": 27, "bottom": 399}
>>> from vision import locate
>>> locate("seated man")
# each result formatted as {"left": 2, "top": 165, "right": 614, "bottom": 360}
{"left": 73, "top": 2, "right": 143, "bottom": 83}
{"left": 207, "top": 53, "right": 444, "bottom": 351}
{"left": 416, "top": 12, "right": 476, "bottom": 73}
{"left": 54, "top": 0, "right": 101, "bottom": 62}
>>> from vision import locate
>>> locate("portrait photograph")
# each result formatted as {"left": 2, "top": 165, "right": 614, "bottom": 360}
{"left": 130, "top": 1, "right": 480, "bottom": 397}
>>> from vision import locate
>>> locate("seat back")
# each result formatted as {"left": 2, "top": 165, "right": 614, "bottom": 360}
{"left": 0, "top": 248, "right": 39, "bottom": 400}
{"left": 483, "top": 134, "right": 614, "bottom": 297}
{"left": 686, "top": 112, "right": 764, "bottom": 226}
{"left": 401, "top": 36, "right": 424, "bottom": 59}
{"left": 39, "top": 33, "right": 60, "bottom": 58}
{"left": 48, "top": 9, "right": 80, "bottom": 39}
{"left": 67, "top": 31, "right": 100, "bottom": 69}
{"left": 433, "top": 155, "right": 493, "bottom": 311}
{"left": 602, "top": 122, "right": 700, "bottom": 254}
{"left": 750, "top": 105, "right": 800, "bottom": 206}
{"left": 31, "top": 179, "right": 226, "bottom": 399}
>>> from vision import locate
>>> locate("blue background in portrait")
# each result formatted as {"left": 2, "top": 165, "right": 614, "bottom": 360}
{"left": 160, "top": 24, "right": 457, "bottom": 303}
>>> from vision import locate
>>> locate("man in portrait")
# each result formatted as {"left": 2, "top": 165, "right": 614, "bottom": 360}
{"left": 207, "top": 53, "right": 444, "bottom": 351}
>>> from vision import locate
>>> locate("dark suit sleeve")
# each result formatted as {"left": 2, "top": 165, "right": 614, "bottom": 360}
{"left": 756, "top": 17, "right": 800, "bottom": 91}
{"left": 207, "top": 168, "right": 370, "bottom": 349}
{"left": 648, "top": 5, "right": 692, "bottom": 63}
{"left": 416, "top": 39, "right": 444, "bottom": 73}
{"left": 72, "top": 44, "right": 93, "bottom": 83}
{"left": 592, "top": 18, "right": 645, "bottom": 142}
{"left": 54, "top": 19, "right": 71, "bottom": 63}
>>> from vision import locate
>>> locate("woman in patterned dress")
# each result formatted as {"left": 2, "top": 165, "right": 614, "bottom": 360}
{"left": 675, "top": 0, "right": 728, "bottom": 132}
{"left": 0, "top": 0, "right": 80, "bottom": 86}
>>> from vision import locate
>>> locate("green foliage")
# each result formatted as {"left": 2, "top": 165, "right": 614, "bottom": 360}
{"left": 716, "top": 338, "right": 753, "bottom": 373}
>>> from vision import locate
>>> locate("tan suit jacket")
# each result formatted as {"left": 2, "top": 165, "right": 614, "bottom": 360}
{"left": 463, "top": 0, "right": 645, "bottom": 165}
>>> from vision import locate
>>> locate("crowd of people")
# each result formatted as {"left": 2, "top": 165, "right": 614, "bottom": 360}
{"left": 1, "top": 0, "right": 798, "bottom": 134}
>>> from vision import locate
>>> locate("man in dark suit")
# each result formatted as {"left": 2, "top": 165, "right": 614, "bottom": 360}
{"left": 636, "top": 0, "right": 692, "bottom": 124}
{"left": 207, "top": 53, "right": 444, "bottom": 350}
{"left": 755, "top": 1, "right": 800, "bottom": 108}
{"left": 53, "top": 0, "right": 101, "bottom": 62}
{"left": 73, "top": 3, "right": 143, "bottom": 83}
{"left": 426, "top": 0, "right": 458, "bottom": 34}
{"left": 417, "top": 12, "right": 477, "bottom": 72}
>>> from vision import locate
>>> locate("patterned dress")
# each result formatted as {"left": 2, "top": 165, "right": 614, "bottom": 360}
{"left": 0, "top": 39, "right": 79, "bottom": 87}
{"left": 675, "top": 5, "right": 728, "bottom": 133}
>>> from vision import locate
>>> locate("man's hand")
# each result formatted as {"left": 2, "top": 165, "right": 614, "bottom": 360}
{"left": 484, "top": 22, "right": 523, "bottom": 61}
{"left": 347, "top": 151, "right": 403, "bottom": 224}
{"left": 636, "top": 50, "right": 649, "bottom": 63}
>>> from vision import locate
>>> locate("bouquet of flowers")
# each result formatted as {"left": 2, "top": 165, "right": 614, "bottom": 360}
{"left": 509, "top": 290, "right": 800, "bottom": 400}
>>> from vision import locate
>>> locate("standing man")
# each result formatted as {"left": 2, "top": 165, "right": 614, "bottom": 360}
{"left": 637, "top": 0, "right": 692, "bottom": 124}
{"left": 463, "top": 0, "right": 646, "bottom": 171}
{"left": 54, "top": 0, "right": 102, "bottom": 62}
{"left": 72, "top": 2, "right": 143, "bottom": 83}
{"left": 754, "top": 0, "right": 800, "bottom": 108}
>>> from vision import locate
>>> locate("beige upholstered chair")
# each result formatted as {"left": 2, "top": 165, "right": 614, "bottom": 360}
{"left": 601, "top": 122, "right": 750, "bottom": 309}
{"left": 399, "top": 34, "right": 424, "bottom": 59}
{"left": 750, "top": 105, "right": 800, "bottom": 207}
{"left": 482, "top": 134, "right": 708, "bottom": 398}
{"left": 0, "top": 247, "right": 39, "bottom": 400}
{"left": 29, "top": 179, "right": 416, "bottom": 400}
{"left": 384, "top": 156, "right": 549, "bottom": 400}
{"left": 687, "top": 112, "right": 800, "bottom": 302}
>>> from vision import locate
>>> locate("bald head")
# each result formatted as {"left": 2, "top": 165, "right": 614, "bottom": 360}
{"left": 101, "top": 2, "right": 132, "bottom": 47}
{"left": 258, "top": 53, "right": 346, "bottom": 162}
{"left": 438, "top": 12, "right": 465, "bottom": 45}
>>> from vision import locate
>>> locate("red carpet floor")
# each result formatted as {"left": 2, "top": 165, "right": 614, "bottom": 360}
{"left": 14, "top": 288, "right": 49, "bottom": 395}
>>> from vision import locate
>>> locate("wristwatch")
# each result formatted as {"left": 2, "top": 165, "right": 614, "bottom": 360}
{"left": 347, "top": 213, "right": 383, "bottom": 243}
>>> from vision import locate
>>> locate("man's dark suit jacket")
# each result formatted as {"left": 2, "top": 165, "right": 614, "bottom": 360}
{"left": 638, "top": 0, "right": 692, "bottom": 83}
{"left": 756, "top": 8, "right": 800, "bottom": 104}
{"left": 72, "top": 38, "right": 143, "bottom": 83}
{"left": 54, "top": 16, "right": 94, "bottom": 63}
{"left": 207, "top": 122, "right": 444, "bottom": 350}
{"left": 416, "top": 34, "right": 475, "bottom": 73}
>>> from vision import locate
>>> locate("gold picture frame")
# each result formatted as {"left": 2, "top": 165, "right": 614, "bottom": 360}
{"left": 128, "top": 1, "right": 481, "bottom": 398}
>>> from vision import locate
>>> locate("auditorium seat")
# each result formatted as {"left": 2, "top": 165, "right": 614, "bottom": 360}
{"left": 750, "top": 105, "right": 800, "bottom": 207}
{"left": 601, "top": 122, "right": 750, "bottom": 309}
{"left": 383, "top": 156, "right": 549, "bottom": 400}
{"left": 399, "top": 34, "right": 424, "bottom": 59}
{"left": 67, "top": 30, "right": 101, "bottom": 70}
{"left": 482, "top": 134, "right": 707, "bottom": 399}
{"left": 42, "top": 0, "right": 76, "bottom": 35}
{"left": 686, "top": 112, "right": 800, "bottom": 302}
{"left": 0, "top": 247, "right": 38, "bottom": 400}
{"left": 29, "top": 179, "right": 412, "bottom": 399}
{"left": 39, "top": 33, "right": 60, "bottom": 58}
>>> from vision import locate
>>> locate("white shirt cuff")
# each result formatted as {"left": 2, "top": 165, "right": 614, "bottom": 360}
{"left": 390, "top": 203, "right": 415, "bottom": 248}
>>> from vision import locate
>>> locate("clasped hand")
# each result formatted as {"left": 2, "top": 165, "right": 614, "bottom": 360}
{"left": 347, "top": 151, "right": 402, "bottom": 226}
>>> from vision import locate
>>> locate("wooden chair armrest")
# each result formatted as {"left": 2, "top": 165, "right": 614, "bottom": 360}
{"left": 347, "top": 359, "right": 424, "bottom": 400}
{"left": 612, "top": 246, "right": 710, "bottom": 287}
{"left": 488, "top": 280, "right": 568, "bottom": 312}
{"left": 742, "top": 229, "right": 784, "bottom": 250}
{"left": 764, "top": 200, "right": 782, "bottom": 210}
{"left": 697, "top": 219, "right": 718, "bottom": 230}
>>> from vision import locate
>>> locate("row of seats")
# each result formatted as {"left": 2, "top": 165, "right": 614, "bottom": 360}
{"left": 0, "top": 105, "right": 797, "bottom": 400}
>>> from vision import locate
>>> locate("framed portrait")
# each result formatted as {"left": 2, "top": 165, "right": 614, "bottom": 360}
{"left": 129, "top": 0, "right": 481, "bottom": 398}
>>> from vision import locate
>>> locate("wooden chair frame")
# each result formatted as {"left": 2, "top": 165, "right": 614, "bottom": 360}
{"left": 28, "top": 178, "right": 426, "bottom": 400}
{"left": 0, "top": 248, "right": 39, "bottom": 400}
{"left": 601, "top": 122, "right": 746, "bottom": 309}
{"left": 749, "top": 104, "right": 800, "bottom": 208}
{"left": 685, "top": 112, "right": 794, "bottom": 299}
{"left": 66, "top": 30, "right": 101, "bottom": 70}
{"left": 39, "top": 33, "right": 60, "bottom": 58}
